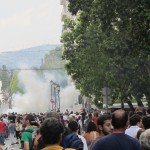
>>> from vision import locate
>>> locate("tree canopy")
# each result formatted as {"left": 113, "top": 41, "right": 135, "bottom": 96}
{"left": 62, "top": 0, "right": 150, "bottom": 108}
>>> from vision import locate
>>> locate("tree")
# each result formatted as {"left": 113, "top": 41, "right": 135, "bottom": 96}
{"left": 40, "top": 46, "right": 65, "bottom": 69}
{"left": 8, "top": 73, "right": 23, "bottom": 94}
{"left": 0, "top": 65, "right": 11, "bottom": 91}
{"left": 62, "top": 0, "right": 150, "bottom": 108}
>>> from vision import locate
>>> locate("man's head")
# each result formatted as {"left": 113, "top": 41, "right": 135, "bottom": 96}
{"left": 129, "top": 114, "right": 142, "bottom": 127}
{"left": 68, "top": 120, "right": 79, "bottom": 133}
{"left": 112, "top": 109, "right": 128, "bottom": 130}
{"left": 97, "top": 114, "right": 113, "bottom": 135}
{"left": 86, "top": 121, "right": 97, "bottom": 132}
{"left": 40, "top": 117, "right": 64, "bottom": 145}
{"left": 22, "top": 114, "right": 35, "bottom": 127}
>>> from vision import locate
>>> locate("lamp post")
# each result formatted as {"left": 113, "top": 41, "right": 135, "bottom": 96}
{"left": 53, "top": 83, "right": 57, "bottom": 111}
{"left": 56, "top": 84, "right": 60, "bottom": 112}
{"left": 50, "top": 80, "right": 54, "bottom": 111}
{"left": 50, "top": 80, "right": 60, "bottom": 112}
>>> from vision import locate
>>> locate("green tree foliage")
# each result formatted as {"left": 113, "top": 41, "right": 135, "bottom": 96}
{"left": 0, "top": 65, "right": 11, "bottom": 91}
{"left": 40, "top": 46, "right": 65, "bottom": 69}
{"left": 62, "top": 0, "right": 150, "bottom": 108}
{"left": 8, "top": 73, "right": 23, "bottom": 94}
{"left": 40, "top": 46, "right": 68, "bottom": 87}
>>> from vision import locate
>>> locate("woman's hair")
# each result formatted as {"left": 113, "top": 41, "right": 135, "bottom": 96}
{"left": 139, "top": 129, "right": 150, "bottom": 150}
{"left": 136, "top": 129, "right": 144, "bottom": 140}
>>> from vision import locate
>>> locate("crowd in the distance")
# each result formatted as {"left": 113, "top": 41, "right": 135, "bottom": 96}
{"left": 0, "top": 106, "right": 150, "bottom": 150}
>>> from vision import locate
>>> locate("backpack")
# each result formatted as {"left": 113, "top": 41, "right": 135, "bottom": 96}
{"left": 64, "top": 133, "right": 84, "bottom": 150}
{"left": 21, "top": 128, "right": 36, "bottom": 150}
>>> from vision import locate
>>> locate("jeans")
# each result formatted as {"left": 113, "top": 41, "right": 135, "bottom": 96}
{"left": 0, "top": 132, "right": 5, "bottom": 145}
{"left": 5, "top": 126, "right": 9, "bottom": 138}
{"left": 10, "top": 133, "right": 15, "bottom": 144}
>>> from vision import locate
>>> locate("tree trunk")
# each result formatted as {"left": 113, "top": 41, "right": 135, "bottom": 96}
{"left": 121, "top": 99, "right": 124, "bottom": 109}
{"left": 146, "top": 96, "right": 150, "bottom": 109}
{"left": 135, "top": 95, "right": 144, "bottom": 107}
{"left": 126, "top": 100, "right": 135, "bottom": 112}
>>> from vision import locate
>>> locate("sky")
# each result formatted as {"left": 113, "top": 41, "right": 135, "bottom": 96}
{"left": 0, "top": 0, "right": 63, "bottom": 52}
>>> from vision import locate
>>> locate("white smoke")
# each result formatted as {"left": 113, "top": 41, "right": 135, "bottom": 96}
{"left": 12, "top": 70, "right": 82, "bottom": 113}
{"left": 60, "top": 82, "right": 81, "bottom": 113}
{"left": 13, "top": 70, "right": 50, "bottom": 113}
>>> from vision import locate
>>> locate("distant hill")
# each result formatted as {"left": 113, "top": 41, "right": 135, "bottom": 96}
{"left": 0, "top": 44, "right": 60, "bottom": 69}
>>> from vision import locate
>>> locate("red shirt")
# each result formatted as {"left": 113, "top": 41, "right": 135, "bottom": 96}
{"left": 0, "top": 121, "right": 6, "bottom": 132}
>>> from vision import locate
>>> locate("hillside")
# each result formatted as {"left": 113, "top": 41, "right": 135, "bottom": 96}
{"left": 0, "top": 44, "right": 59, "bottom": 69}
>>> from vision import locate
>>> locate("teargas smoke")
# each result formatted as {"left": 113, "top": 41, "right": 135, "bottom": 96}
{"left": 60, "top": 82, "right": 80, "bottom": 113}
{"left": 13, "top": 70, "right": 50, "bottom": 113}
{"left": 0, "top": 81, "right": 10, "bottom": 114}
{"left": 10, "top": 70, "right": 81, "bottom": 113}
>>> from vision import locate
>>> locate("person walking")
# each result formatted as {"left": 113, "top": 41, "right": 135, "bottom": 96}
{"left": 0, "top": 118, "right": 6, "bottom": 146}
{"left": 8, "top": 120, "right": 16, "bottom": 145}
{"left": 21, "top": 114, "right": 37, "bottom": 150}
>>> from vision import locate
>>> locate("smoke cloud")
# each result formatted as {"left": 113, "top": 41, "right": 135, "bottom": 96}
{"left": 12, "top": 70, "right": 82, "bottom": 113}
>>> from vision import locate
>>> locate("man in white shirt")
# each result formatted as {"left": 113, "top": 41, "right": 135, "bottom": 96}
{"left": 125, "top": 114, "right": 142, "bottom": 138}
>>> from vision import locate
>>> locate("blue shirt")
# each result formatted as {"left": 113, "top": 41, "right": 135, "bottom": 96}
{"left": 92, "top": 133, "right": 141, "bottom": 150}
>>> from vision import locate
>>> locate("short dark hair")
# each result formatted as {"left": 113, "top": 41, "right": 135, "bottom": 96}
{"left": 129, "top": 114, "right": 141, "bottom": 126}
{"left": 68, "top": 121, "right": 79, "bottom": 132}
{"left": 40, "top": 117, "right": 64, "bottom": 145}
{"left": 86, "top": 121, "right": 97, "bottom": 132}
{"left": 112, "top": 109, "right": 128, "bottom": 129}
{"left": 142, "top": 116, "right": 150, "bottom": 129}
{"left": 97, "top": 115, "right": 111, "bottom": 126}
{"left": 25, "top": 114, "right": 36, "bottom": 126}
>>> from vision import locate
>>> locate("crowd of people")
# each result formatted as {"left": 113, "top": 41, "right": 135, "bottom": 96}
{"left": 0, "top": 107, "right": 150, "bottom": 150}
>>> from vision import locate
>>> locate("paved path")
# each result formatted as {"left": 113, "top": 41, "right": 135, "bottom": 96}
{"left": 1, "top": 138, "right": 21, "bottom": 150}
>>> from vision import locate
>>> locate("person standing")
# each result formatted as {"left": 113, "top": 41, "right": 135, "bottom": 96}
{"left": 62, "top": 120, "right": 88, "bottom": 150}
{"left": 34, "top": 112, "right": 61, "bottom": 150}
{"left": 89, "top": 114, "right": 113, "bottom": 149}
{"left": 21, "top": 114, "right": 36, "bottom": 150}
{"left": 92, "top": 109, "right": 141, "bottom": 150}
{"left": 15, "top": 117, "right": 22, "bottom": 144}
{"left": 40, "top": 117, "right": 74, "bottom": 150}
{"left": 125, "top": 114, "right": 142, "bottom": 138}
{"left": 2, "top": 114, "right": 9, "bottom": 139}
{"left": 0, "top": 118, "right": 6, "bottom": 146}
{"left": 81, "top": 109, "right": 86, "bottom": 130}
{"left": 82, "top": 121, "right": 99, "bottom": 146}
{"left": 8, "top": 120, "right": 16, "bottom": 145}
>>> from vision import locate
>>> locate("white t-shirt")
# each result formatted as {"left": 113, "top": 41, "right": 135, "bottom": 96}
{"left": 78, "top": 134, "right": 88, "bottom": 150}
{"left": 125, "top": 125, "right": 141, "bottom": 138}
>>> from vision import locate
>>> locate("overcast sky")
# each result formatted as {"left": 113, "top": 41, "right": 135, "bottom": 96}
{"left": 0, "top": 0, "right": 62, "bottom": 52}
